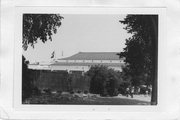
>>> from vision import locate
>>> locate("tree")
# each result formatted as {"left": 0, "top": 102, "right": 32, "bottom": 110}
{"left": 22, "top": 14, "right": 63, "bottom": 101}
{"left": 86, "top": 65, "right": 122, "bottom": 96}
{"left": 87, "top": 65, "right": 108, "bottom": 95}
{"left": 23, "top": 14, "right": 63, "bottom": 50}
{"left": 22, "top": 55, "right": 33, "bottom": 101}
{"left": 119, "top": 15, "right": 158, "bottom": 105}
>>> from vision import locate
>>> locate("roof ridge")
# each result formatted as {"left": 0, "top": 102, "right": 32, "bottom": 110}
{"left": 57, "top": 52, "right": 121, "bottom": 60}
{"left": 78, "top": 52, "right": 119, "bottom": 53}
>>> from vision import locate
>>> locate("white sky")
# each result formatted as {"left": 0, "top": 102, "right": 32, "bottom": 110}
{"left": 23, "top": 14, "right": 131, "bottom": 63}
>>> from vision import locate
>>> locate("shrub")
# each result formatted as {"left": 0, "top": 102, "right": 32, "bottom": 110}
{"left": 70, "top": 90, "right": 74, "bottom": 94}
{"left": 86, "top": 65, "right": 121, "bottom": 96}
{"left": 43, "top": 88, "right": 51, "bottom": 95}
{"left": 57, "top": 90, "right": 62, "bottom": 94}
{"left": 32, "top": 87, "right": 41, "bottom": 96}
{"left": 77, "top": 90, "right": 81, "bottom": 93}
{"left": 84, "top": 90, "right": 89, "bottom": 94}
{"left": 22, "top": 56, "right": 34, "bottom": 101}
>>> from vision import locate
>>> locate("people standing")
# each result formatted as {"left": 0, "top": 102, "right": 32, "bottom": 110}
{"left": 126, "top": 87, "right": 130, "bottom": 97}
{"left": 130, "top": 86, "right": 134, "bottom": 98}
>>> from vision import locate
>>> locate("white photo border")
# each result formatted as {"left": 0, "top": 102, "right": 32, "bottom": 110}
{"left": 2, "top": 3, "right": 177, "bottom": 119}
{"left": 14, "top": 6, "right": 166, "bottom": 112}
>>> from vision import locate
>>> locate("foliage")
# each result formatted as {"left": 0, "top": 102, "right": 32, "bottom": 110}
{"left": 23, "top": 14, "right": 63, "bottom": 50}
{"left": 22, "top": 14, "right": 63, "bottom": 101}
{"left": 22, "top": 55, "right": 33, "bottom": 101}
{"left": 119, "top": 15, "right": 158, "bottom": 86}
{"left": 119, "top": 15, "right": 158, "bottom": 104}
{"left": 86, "top": 65, "right": 122, "bottom": 96}
{"left": 105, "top": 69, "right": 119, "bottom": 96}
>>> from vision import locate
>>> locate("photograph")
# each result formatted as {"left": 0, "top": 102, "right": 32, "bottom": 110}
{"left": 22, "top": 13, "right": 158, "bottom": 105}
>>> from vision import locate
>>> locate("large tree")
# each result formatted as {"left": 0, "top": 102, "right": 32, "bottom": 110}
{"left": 23, "top": 14, "right": 63, "bottom": 50}
{"left": 22, "top": 14, "right": 63, "bottom": 101}
{"left": 119, "top": 15, "right": 158, "bottom": 105}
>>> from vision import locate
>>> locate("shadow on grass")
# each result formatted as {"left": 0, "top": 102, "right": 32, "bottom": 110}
{"left": 23, "top": 94, "right": 150, "bottom": 105}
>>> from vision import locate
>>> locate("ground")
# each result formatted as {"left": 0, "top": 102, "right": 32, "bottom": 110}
{"left": 23, "top": 93, "right": 150, "bottom": 105}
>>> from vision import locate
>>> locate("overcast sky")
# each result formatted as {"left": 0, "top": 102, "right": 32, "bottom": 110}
{"left": 23, "top": 14, "right": 131, "bottom": 63}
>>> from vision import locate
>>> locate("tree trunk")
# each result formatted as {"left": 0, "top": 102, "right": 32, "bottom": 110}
{"left": 150, "top": 16, "right": 158, "bottom": 105}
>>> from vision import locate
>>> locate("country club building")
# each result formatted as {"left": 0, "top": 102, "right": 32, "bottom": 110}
{"left": 28, "top": 52, "right": 125, "bottom": 72}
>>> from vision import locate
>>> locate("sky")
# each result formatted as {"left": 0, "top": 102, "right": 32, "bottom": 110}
{"left": 23, "top": 14, "right": 132, "bottom": 63}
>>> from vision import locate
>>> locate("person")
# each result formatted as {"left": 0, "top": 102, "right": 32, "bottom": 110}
{"left": 145, "top": 89, "right": 148, "bottom": 97}
{"left": 149, "top": 87, "right": 152, "bottom": 96}
{"left": 130, "top": 86, "right": 134, "bottom": 98}
{"left": 137, "top": 87, "right": 140, "bottom": 95}
{"left": 126, "top": 87, "right": 130, "bottom": 97}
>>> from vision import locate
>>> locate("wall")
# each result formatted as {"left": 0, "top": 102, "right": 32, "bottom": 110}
{"left": 31, "top": 70, "right": 90, "bottom": 92}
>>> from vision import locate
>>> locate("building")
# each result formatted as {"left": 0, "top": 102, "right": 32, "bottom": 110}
{"left": 28, "top": 52, "right": 125, "bottom": 72}
{"left": 28, "top": 52, "right": 125, "bottom": 91}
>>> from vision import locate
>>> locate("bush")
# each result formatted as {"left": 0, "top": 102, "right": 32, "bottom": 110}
{"left": 70, "top": 90, "right": 74, "bottom": 94}
{"left": 77, "top": 90, "right": 81, "bottom": 93}
{"left": 32, "top": 87, "right": 41, "bottom": 96}
{"left": 86, "top": 65, "right": 121, "bottom": 96}
{"left": 43, "top": 88, "right": 51, "bottom": 95}
{"left": 22, "top": 56, "right": 34, "bottom": 101}
{"left": 118, "top": 82, "right": 129, "bottom": 95}
{"left": 84, "top": 90, "right": 89, "bottom": 94}
{"left": 57, "top": 90, "right": 62, "bottom": 94}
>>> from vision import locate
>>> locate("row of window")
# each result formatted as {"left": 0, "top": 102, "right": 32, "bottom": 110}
{"left": 58, "top": 60, "right": 123, "bottom": 63}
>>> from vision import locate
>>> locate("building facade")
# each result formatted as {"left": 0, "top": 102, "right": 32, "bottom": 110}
{"left": 28, "top": 52, "right": 124, "bottom": 91}
{"left": 28, "top": 52, "right": 125, "bottom": 72}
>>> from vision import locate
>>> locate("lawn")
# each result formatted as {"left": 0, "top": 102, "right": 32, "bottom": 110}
{"left": 23, "top": 93, "right": 150, "bottom": 105}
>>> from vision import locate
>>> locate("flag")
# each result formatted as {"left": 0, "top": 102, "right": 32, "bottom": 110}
{"left": 51, "top": 51, "right": 55, "bottom": 58}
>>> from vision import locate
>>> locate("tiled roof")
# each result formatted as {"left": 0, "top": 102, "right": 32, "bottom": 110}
{"left": 59, "top": 52, "right": 121, "bottom": 60}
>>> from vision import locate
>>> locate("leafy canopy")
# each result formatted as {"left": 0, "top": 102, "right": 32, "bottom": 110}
{"left": 23, "top": 14, "right": 63, "bottom": 50}
{"left": 119, "top": 15, "right": 158, "bottom": 86}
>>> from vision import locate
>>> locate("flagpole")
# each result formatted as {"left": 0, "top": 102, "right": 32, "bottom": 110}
{"left": 51, "top": 51, "right": 55, "bottom": 61}
{"left": 54, "top": 51, "right": 56, "bottom": 60}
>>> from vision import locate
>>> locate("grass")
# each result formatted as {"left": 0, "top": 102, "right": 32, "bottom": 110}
{"left": 23, "top": 93, "right": 150, "bottom": 105}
